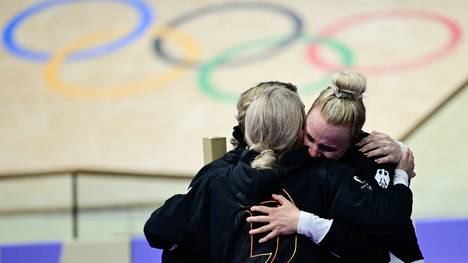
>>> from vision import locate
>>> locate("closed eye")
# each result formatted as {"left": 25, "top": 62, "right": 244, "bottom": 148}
{"left": 306, "top": 132, "right": 338, "bottom": 152}
{"left": 319, "top": 145, "right": 338, "bottom": 152}
{"left": 305, "top": 133, "right": 315, "bottom": 143}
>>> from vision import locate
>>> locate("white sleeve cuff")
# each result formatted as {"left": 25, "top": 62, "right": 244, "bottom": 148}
{"left": 297, "top": 211, "right": 332, "bottom": 243}
{"left": 393, "top": 169, "right": 409, "bottom": 187}
{"left": 390, "top": 252, "right": 425, "bottom": 263}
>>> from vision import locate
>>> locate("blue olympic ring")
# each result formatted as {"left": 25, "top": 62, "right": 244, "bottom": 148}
{"left": 2, "top": 0, "right": 154, "bottom": 62}
{"left": 153, "top": 1, "right": 303, "bottom": 67}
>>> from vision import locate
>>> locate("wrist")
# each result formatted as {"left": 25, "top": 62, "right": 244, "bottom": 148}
{"left": 394, "top": 169, "right": 409, "bottom": 187}
{"left": 297, "top": 211, "right": 308, "bottom": 236}
{"left": 298, "top": 211, "right": 332, "bottom": 243}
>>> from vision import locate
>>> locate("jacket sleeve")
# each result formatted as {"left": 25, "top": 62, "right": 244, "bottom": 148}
{"left": 317, "top": 165, "right": 420, "bottom": 262}
{"left": 297, "top": 211, "right": 390, "bottom": 262}
{"left": 298, "top": 157, "right": 418, "bottom": 261}
{"left": 328, "top": 165, "right": 413, "bottom": 231}
{"left": 143, "top": 176, "right": 211, "bottom": 254}
{"left": 144, "top": 149, "right": 242, "bottom": 260}
{"left": 319, "top": 220, "right": 390, "bottom": 263}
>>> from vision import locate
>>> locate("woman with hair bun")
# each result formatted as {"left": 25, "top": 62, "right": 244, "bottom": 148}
{"left": 248, "top": 71, "right": 424, "bottom": 263}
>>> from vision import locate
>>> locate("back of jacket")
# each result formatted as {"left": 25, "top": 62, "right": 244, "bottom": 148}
{"left": 207, "top": 147, "right": 346, "bottom": 262}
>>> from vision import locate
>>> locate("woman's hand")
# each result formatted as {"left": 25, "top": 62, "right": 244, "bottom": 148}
{"left": 356, "top": 131, "right": 402, "bottom": 164}
{"left": 246, "top": 194, "right": 300, "bottom": 243}
{"left": 397, "top": 147, "right": 416, "bottom": 178}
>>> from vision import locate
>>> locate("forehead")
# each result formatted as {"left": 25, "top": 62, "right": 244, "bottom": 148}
{"left": 306, "top": 109, "right": 351, "bottom": 146}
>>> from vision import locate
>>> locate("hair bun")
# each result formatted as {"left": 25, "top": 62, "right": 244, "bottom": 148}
{"left": 251, "top": 149, "right": 277, "bottom": 170}
{"left": 331, "top": 71, "right": 366, "bottom": 99}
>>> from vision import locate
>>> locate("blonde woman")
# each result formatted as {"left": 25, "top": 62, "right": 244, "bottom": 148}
{"left": 248, "top": 72, "right": 423, "bottom": 263}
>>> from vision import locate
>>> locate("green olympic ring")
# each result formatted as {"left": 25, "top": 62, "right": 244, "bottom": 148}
{"left": 198, "top": 35, "right": 355, "bottom": 104}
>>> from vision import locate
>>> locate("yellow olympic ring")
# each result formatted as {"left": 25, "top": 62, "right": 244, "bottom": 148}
{"left": 44, "top": 27, "right": 199, "bottom": 99}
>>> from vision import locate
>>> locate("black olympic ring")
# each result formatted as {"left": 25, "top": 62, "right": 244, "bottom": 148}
{"left": 153, "top": 1, "right": 303, "bottom": 67}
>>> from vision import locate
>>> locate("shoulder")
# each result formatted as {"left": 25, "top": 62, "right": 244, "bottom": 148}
{"left": 302, "top": 158, "right": 353, "bottom": 187}
{"left": 190, "top": 148, "right": 243, "bottom": 187}
{"left": 344, "top": 131, "right": 395, "bottom": 171}
{"left": 341, "top": 131, "right": 395, "bottom": 189}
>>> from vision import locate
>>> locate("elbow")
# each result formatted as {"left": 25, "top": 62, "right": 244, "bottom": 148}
{"left": 143, "top": 220, "right": 157, "bottom": 248}
{"left": 143, "top": 218, "right": 166, "bottom": 249}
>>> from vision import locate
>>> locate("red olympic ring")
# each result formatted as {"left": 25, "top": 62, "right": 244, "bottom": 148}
{"left": 307, "top": 9, "right": 462, "bottom": 74}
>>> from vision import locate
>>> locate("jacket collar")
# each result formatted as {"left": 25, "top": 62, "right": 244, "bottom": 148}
{"left": 230, "top": 146, "right": 310, "bottom": 200}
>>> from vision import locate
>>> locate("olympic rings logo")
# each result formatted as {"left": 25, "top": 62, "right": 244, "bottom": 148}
{"left": 2, "top": 1, "right": 463, "bottom": 101}
{"left": 44, "top": 27, "right": 199, "bottom": 99}
{"left": 198, "top": 35, "right": 354, "bottom": 103}
{"left": 3, "top": 0, "right": 154, "bottom": 62}
{"left": 307, "top": 9, "right": 463, "bottom": 74}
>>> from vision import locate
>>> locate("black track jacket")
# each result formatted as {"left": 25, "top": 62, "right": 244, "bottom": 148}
{"left": 144, "top": 146, "right": 415, "bottom": 262}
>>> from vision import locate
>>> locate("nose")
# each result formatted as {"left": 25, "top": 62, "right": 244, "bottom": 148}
{"left": 308, "top": 144, "right": 322, "bottom": 158}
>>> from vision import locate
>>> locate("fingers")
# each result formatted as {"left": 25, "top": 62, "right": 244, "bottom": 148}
{"left": 246, "top": 215, "right": 270, "bottom": 223}
{"left": 359, "top": 140, "right": 395, "bottom": 155}
{"left": 375, "top": 156, "right": 392, "bottom": 164}
{"left": 366, "top": 148, "right": 400, "bottom": 163}
{"left": 356, "top": 133, "right": 376, "bottom": 147}
{"left": 404, "top": 148, "right": 414, "bottom": 167}
{"left": 370, "top": 130, "right": 390, "bottom": 140}
{"left": 401, "top": 147, "right": 410, "bottom": 160}
{"left": 364, "top": 147, "right": 386, "bottom": 157}
{"left": 248, "top": 224, "right": 274, "bottom": 235}
{"left": 357, "top": 136, "right": 384, "bottom": 150}
{"left": 397, "top": 148, "right": 408, "bottom": 170}
{"left": 259, "top": 230, "right": 279, "bottom": 243}
{"left": 359, "top": 141, "right": 381, "bottom": 153}
{"left": 356, "top": 131, "right": 386, "bottom": 147}
{"left": 398, "top": 147, "right": 415, "bottom": 173}
{"left": 271, "top": 194, "right": 289, "bottom": 206}
{"left": 250, "top": 205, "right": 272, "bottom": 214}
{"left": 355, "top": 137, "right": 368, "bottom": 147}
{"left": 409, "top": 148, "right": 415, "bottom": 170}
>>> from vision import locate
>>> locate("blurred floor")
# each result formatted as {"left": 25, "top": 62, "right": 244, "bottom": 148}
{"left": 407, "top": 81, "right": 468, "bottom": 219}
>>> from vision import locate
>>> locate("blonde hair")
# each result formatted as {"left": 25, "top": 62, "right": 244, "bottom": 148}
{"left": 231, "top": 81, "right": 297, "bottom": 147}
{"left": 245, "top": 85, "right": 305, "bottom": 169}
{"left": 309, "top": 71, "right": 367, "bottom": 141}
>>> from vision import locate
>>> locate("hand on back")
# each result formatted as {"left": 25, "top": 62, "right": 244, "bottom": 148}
{"left": 246, "top": 194, "right": 300, "bottom": 243}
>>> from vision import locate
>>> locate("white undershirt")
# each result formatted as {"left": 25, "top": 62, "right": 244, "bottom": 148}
{"left": 297, "top": 211, "right": 332, "bottom": 243}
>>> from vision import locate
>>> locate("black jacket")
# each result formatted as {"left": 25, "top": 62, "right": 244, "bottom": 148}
{"left": 328, "top": 132, "right": 423, "bottom": 262}
{"left": 144, "top": 147, "right": 401, "bottom": 262}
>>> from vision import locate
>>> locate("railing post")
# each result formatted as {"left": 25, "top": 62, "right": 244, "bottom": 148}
{"left": 71, "top": 172, "right": 79, "bottom": 239}
{"left": 202, "top": 137, "right": 227, "bottom": 164}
